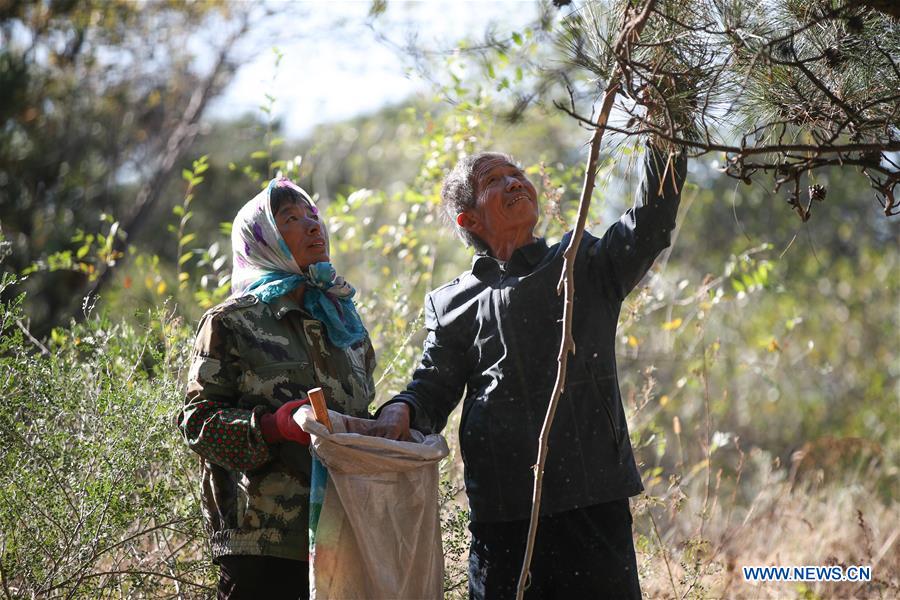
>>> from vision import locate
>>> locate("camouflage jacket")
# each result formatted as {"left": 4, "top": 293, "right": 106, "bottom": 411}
{"left": 178, "top": 292, "right": 375, "bottom": 561}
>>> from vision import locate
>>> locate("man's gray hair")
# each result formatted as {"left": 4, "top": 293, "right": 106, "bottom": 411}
{"left": 441, "top": 151, "right": 515, "bottom": 252}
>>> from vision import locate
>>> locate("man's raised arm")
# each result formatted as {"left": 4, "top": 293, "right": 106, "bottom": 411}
{"left": 588, "top": 143, "right": 688, "bottom": 302}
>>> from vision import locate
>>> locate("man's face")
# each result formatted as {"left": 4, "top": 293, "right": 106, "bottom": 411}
{"left": 275, "top": 200, "right": 330, "bottom": 268}
{"left": 464, "top": 157, "right": 539, "bottom": 247}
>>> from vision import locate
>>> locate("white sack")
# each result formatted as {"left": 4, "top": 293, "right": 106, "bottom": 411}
{"left": 296, "top": 406, "right": 449, "bottom": 600}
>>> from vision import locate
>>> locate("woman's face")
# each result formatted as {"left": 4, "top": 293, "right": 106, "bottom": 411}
{"left": 274, "top": 200, "right": 330, "bottom": 268}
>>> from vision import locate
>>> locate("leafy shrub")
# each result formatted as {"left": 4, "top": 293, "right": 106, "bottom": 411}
{"left": 0, "top": 270, "right": 212, "bottom": 598}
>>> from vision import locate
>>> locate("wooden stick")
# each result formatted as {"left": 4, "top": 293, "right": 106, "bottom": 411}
{"left": 307, "top": 387, "right": 333, "bottom": 433}
{"left": 515, "top": 2, "right": 658, "bottom": 598}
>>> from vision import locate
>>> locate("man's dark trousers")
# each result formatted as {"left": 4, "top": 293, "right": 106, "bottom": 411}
{"left": 468, "top": 499, "right": 641, "bottom": 599}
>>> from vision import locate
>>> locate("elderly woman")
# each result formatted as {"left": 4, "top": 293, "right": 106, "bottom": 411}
{"left": 178, "top": 178, "right": 375, "bottom": 600}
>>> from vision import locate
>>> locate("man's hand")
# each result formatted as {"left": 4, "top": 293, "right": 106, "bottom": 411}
{"left": 368, "top": 402, "right": 413, "bottom": 441}
{"left": 341, "top": 415, "right": 375, "bottom": 436}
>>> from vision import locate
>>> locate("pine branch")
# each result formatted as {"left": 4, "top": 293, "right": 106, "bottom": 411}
{"left": 555, "top": 102, "right": 900, "bottom": 155}
{"left": 556, "top": 0, "right": 899, "bottom": 220}
{"left": 859, "top": 0, "right": 900, "bottom": 19}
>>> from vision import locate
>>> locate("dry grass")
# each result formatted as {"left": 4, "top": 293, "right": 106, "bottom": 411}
{"left": 439, "top": 417, "right": 899, "bottom": 599}
{"left": 635, "top": 449, "right": 898, "bottom": 600}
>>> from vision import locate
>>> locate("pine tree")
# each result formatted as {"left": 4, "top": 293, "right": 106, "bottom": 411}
{"left": 555, "top": 0, "right": 899, "bottom": 218}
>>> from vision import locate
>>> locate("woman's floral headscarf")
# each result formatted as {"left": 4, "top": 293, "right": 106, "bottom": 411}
{"left": 230, "top": 177, "right": 367, "bottom": 348}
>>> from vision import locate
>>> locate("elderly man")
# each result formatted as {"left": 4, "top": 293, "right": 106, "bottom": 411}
{"left": 373, "top": 144, "right": 686, "bottom": 598}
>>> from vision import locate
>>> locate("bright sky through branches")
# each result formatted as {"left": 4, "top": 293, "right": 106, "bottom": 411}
{"left": 209, "top": 1, "right": 538, "bottom": 138}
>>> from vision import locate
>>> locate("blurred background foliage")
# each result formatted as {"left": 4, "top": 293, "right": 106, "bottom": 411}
{"left": 1, "top": 0, "right": 897, "bottom": 597}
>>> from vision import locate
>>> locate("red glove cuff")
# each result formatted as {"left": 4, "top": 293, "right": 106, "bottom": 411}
{"left": 261, "top": 399, "right": 311, "bottom": 446}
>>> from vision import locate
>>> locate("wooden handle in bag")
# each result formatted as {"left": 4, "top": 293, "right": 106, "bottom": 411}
{"left": 307, "top": 387, "right": 333, "bottom": 433}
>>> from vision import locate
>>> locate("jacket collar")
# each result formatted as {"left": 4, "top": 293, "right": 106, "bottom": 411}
{"left": 267, "top": 292, "right": 310, "bottom": 320}
{"left": 472, "top": 237, "right": 549, "bottom": 278}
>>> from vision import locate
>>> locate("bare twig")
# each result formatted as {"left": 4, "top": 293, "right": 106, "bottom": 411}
{"left": 0, "top": 538, "right": 13, "bottom": 600}
{"left": 648, "top": 506, "right": 681, "bottom": 599}
{"left": 67, "top": 10, "right": 253, "bottom": 324}
{"left": 40, "top": 568, "right": 214, "bottom": 596}
{"left": 15, "top": 319, "right": 50, "bottom": 356}
{"left": 516, "top": 1, "right": 658, "bottom": 597}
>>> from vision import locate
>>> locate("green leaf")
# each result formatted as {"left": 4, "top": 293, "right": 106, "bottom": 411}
{"left": 173, "top": 205, "right": 184, "bottom": 217}
{"left": 180, "top": 233, "right": 196, "bottom": 247}
{"left": 179, "top": 252, "right": 193, "bottom": 266}
{"left": 182, "top": 168, "right": 193, "bottom": 182}
{"left": 76, "top": 245, "right": 90, "bottom": 259}
{"left": 250, "top": 150, "right": 268, "bottom": 159}
{"left": 512, "top": 32, "right": 523, "bottom": 45}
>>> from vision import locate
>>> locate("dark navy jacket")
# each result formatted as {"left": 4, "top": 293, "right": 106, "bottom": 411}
{"left": 389, "top": 147, "right": 687, "bottom": 522}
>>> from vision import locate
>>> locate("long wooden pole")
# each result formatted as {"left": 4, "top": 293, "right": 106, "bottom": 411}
{"left": 515, "top": 2, "right": 657, "bottom": 597}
